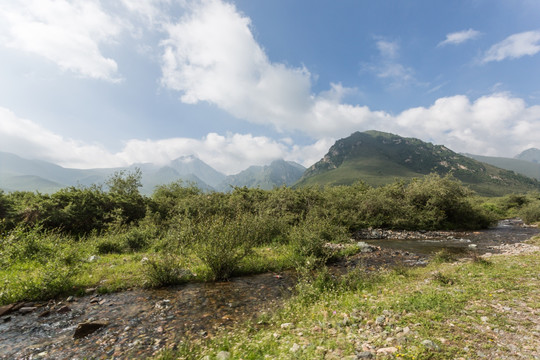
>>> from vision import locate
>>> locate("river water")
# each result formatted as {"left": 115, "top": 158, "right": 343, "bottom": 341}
{"left": 0, "top": 220, "right": 538, "bottom": 359}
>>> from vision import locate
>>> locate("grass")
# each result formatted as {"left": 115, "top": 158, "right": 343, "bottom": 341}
{"left": 155, "top": 249, "right": 540, "bottom": 360}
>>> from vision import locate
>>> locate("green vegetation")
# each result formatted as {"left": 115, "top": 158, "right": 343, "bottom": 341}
{"left": 1, "top": 168, "right": 538, "bottom": 306}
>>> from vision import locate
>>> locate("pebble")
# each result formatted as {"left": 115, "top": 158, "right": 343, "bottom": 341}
{"left": 280, "top": 322, "right": 294, "bottom": 329}
{"left": 19, "top": 307, "right": 37, "bottom": 314}
{"left": 421, "top": 339, "right": 440, "bottom": 351}
{"left": 356, "top": 351, "right": 374, "bottom": 359}
{"left": 376, "top": 346, "right": 398, "bottom": 354}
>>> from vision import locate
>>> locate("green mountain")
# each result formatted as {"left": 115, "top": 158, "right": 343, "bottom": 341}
{"left": 296, "top": 130, "right": 540, "bottom": 196}
{"left": 218, "top": 159, "right": 306, "bottom": 191}
{"left": 515, "top": 148, "right": 540, "bottom": 164}
{"left": 464, "top": 153, "right": 540, "bottom": 181}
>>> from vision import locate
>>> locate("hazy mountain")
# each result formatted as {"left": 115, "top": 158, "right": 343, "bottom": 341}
{"left": 464, "top": 153, "right": 540, "bottom": 181}
{"left": 218, "top": 159, "right": 306, "bottom": 191}
{"left": 295, "top": 130, "right": 540, "bottom": 196}
{"left": 0, "top": 152, "right": 220, "bottom": 194}
{"left": 515, "top": 148, "right": 540, "bottom": 164}
{"left": 168, "top": 155, "right": 226, "bottom": 188}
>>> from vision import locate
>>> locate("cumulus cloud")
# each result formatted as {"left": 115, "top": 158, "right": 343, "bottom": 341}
{"left": 482, "top": 30, "right": 540, "bottom": 63}
{"left": 438, "top": 29, "right": 481, "bottom": 46}
{"left": 0, "top": 0, "right": 124, "bottom": 81}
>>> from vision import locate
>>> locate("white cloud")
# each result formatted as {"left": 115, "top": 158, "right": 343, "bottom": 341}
{"left": 0, "top": 106, "right": 330, "bottom": 173}
{"left": 482, "top": 30, "right": 540, "bottom": 63}
{"left": 0, "top": 0, "right": 124, "bottom": 81}
{"left": 376, "top": 40, "right": 399, "bottom": 59}
{"left": 438, "top": 29, "right": 480, "bottom": 46}
{"left": 0, "top": 107, "right": 121, "bottom": 168}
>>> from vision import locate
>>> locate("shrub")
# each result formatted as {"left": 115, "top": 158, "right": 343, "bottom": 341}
{"left": 192, "top": 214, "right": 257, "bottom": 281}
{"left": 518, "top": 200, "right": 540, "bottom": 224}
{"left": 288, "top": 212, "right": 349, "bottom": 265}
{"left": 95, "top": 236, "right": 125, "bottom": 254}
{"left": 143, "top": 254, "right": 191, "bottom": 287}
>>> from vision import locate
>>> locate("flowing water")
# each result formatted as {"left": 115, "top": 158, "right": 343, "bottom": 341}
{"left": 0, "top": 220, "right": 537, "bottom": 359}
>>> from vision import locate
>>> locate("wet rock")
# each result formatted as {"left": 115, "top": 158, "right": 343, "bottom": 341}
{"left": 216, "top": 351, "right": 230, "bottom": 360}
{"left": 19, "top": 307, "right": 37, "bottom": 314}
{"left": 38, "top": 310, "right": 51, "bottom": 318}
{"left": 57, "top": 305, "right": 71, "bottom": 314}
{"left": 73, "top": 321, "right": 109, "bottom": 339}
{"left": 0, "top": 304, "right": 15, "bottom": 317}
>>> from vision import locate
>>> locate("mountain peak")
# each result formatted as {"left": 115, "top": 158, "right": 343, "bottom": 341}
{"left": 297, "top": 130, "right": 540, "bottom": 196}
{"left": 515, "top": 148, "right": 540, "bottom": 164}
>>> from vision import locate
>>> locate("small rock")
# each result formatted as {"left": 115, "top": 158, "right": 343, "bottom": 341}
{"left": 480, "top": 316, "right": 489, "bottom": 322}
{"left": 421, "top": 339, "right": 440, "bottom": 351}
{"left": 356, "top": 351, "right": 374, "bottom": 359}
{"left": 85, "top": 288, "right": 96, "bottom": 295}
{"left": 280, "top": 322, "right": 294, "bottom": 329}
{"left": 38, "top": 310, "right": 51, "bottom": 318}
{"left": 19, "top": 307, "right": 37, "bottom": 314}
{"left": 66, "top": 296, "right": 75, "bottom": 302}
{"left": 376, "top": 347, "right": 398, "bottom": 354}
{"left": 375, "top": 315, "right": 385, "bottom": 325}
{"left": 0, "top": 304, "right": 15, "bottom": 317}
{"left": 88, "top": 255, "right": 99, "bottom": 262}
{"left": 57, "top": 305, "right": 71, "bottom": 314}
{"left": 216, "top": 351, "right": 230, "bottom": 360}
{"left": 73, "top": 321, "right": 109, "bottom": 339}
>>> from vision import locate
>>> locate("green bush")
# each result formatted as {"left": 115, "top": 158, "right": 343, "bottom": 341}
{"left": 288, "top": 213, "right": 349, "bottom": 265}
{"left": 192, "top": 214, "right": 257, "bottom": 281}
{"left": 143, "top": 254, "right": 191, "bottom": 287}
{"left": 518, "top": 200, "right": 540, "bottom": 224}
{"left": 95, "top": 236, "right": 125, "bottom": 254}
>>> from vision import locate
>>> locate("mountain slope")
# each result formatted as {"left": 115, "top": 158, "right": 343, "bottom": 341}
{"left": 218, "top": 159, "right": 306, "bottom": 191}
{"left": 464, "top": 154, "right": 540, "bottom": 181}
{"left": 515, "top": 148, "right": 540, "bottom": 164}
{"left": 296, "top": 131, "right": 540, "bottom": 196}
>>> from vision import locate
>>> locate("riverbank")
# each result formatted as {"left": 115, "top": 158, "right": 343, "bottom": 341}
{"left": 157, "top": 235, "right": 540, "bottom": 360}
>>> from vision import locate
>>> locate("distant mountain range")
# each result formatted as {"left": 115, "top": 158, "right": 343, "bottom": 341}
{"left": 3, "top": 131, "right": 540, "bottom": 197}
{"left": 296, "top": 130, "right": 540, "bottom": 196}
{"left": 0, "top": 152, "right": 306, "bottom": 194}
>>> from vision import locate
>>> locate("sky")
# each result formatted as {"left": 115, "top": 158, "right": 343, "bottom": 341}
{"left": 1, "top": 0, "right": 540, "bottom": 175}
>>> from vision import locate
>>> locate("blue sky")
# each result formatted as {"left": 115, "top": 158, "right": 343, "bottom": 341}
{"left": 1, "top": 0, "right": 540, "bottom": 174}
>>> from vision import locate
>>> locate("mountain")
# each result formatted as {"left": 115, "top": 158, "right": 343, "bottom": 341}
{"left": 168, "top": 156, "right": 226, "bottom": 188}
{"left": 515, "top": 148, "right": 540, "bottom": 164}
{"left": 295, "top": 130, "right": 540, "bottom": 196}
{"left": 0, "top": 152, "right": 221, "bottom": 194}
{"left": 464, "top": 154, "right": 540, "bottom": 181}
{"left": 218, "top": 159, "right": 306, "bottom": 191}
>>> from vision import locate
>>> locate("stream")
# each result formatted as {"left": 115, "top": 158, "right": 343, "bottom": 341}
{"left": 0, "top": 219, "right": 538, "bottom": 359}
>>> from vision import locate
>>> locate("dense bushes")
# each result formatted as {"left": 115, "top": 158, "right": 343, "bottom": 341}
{"left": 0, "top": 172, "right": 508, "bottom": 303}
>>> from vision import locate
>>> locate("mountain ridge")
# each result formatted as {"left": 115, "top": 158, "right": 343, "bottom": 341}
{"left": 296, "top": 130, "right": 540, "bottom": 196}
